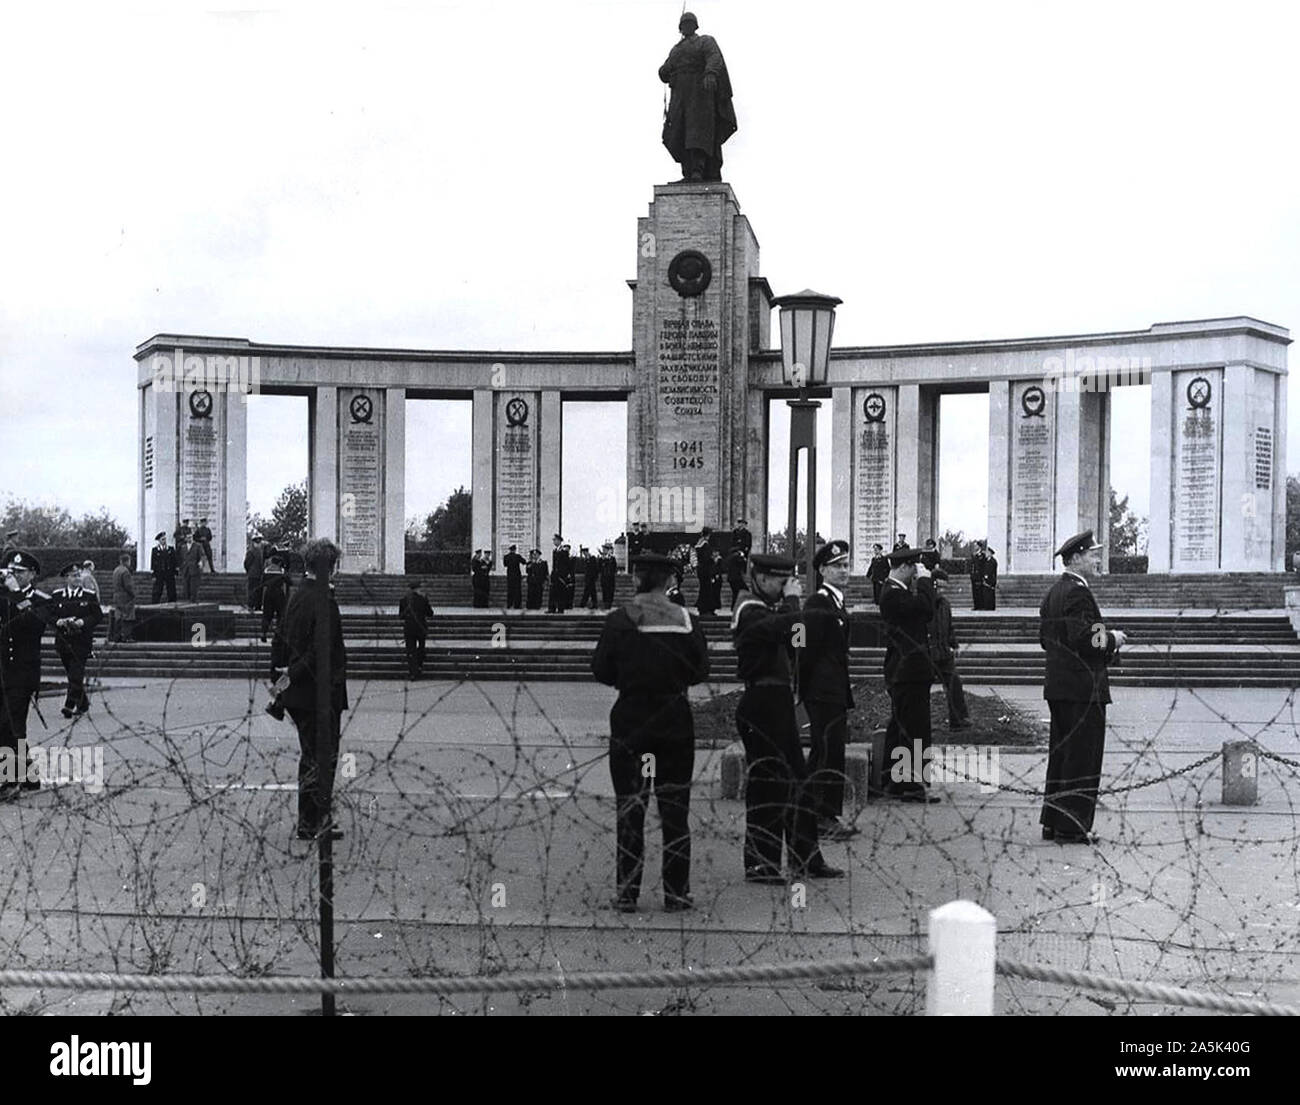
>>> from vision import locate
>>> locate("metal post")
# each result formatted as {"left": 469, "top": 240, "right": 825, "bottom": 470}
{"left": 312, "top": 576, "right": 336, "bottom": 1017}
{"left": 787, "top": 393, "right": 821, "bottom": 592}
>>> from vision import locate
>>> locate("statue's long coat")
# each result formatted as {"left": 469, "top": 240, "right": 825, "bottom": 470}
{"left": 659, "top": 34, "right": 737, "bottom": 162}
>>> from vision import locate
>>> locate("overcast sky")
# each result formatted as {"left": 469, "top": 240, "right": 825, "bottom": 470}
{"left": 2, "top": 0, "right": 1296, "bottom": 548}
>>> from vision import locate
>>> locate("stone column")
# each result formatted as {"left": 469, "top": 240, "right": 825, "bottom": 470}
{"left": 222, "top": 390, "right": 248, "bottom": 572}
{"left": 895, "top": 384, "right": 920, "bottom": 547}
{"left": 1147, "top": 369, "right": 1173, "bottom": 571}
{"left": 384, "top": 388, "right": 406, "bottom": 573}
{"left": 1168, "top": 368, "right": 1223, "bottom": 571}
{"left": 492, "top": 390, "right": 543, "bottom": 566}
{"left": 742, "top": 384, "right": 767, "bottom": 549}
{"left": 470, "top": 389, "right": 494, "bottom": 559}
{"left": 539, "top": 391, "right": 563, "bottom": 546}
{"left": 139, "top": 381, "right": 178, "bottom": 558}
{"left": 337, "top": 387, "right": 386, "bottom": 572}
{"left": 1220, "top": 364, "right": 1283, "bottom": 571}
{"left": 830, "top": 386, "right": 852, "bottom": 561}
{"left": 309, "top": 387, "right": 338, "bottom": 543}
{"left": 986, "top": 381, "right": 1010, "bottom": 559}
{"left": 851, "top": 385, "right": 897, "bottom": 570}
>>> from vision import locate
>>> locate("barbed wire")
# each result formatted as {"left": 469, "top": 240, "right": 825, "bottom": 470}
{"left": 2, "top": 598, "right": 1298, "bottom": 1017}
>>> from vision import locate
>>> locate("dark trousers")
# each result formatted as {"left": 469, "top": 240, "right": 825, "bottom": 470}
{"left": 152, "top": 575, "right": 177, "bottom": 603}
{"left": 287, "top": 706, "right": 342, "bottom": 835}
{"left": 404, "top": 628, "right": 426, "bottom": 676}
{"left": 600, "top": 577, "right": 615, "bottom": 609}
{"left": 608, "top": 718, "right": 694, "bottom": 904}
{"left": 471, "top": 576, "right": 489, "bottom": 607}
{"left": 57, "top": 643, "right": 90, "bottom": 713}
{"left": 526, "top": 583, "right": 543, "bottom": 609}
{"left": 681, "top": 148, "right": 722, "bottom": 182}
{"left": 872, "top": 581, "right": 883, "bottom": 604}
{"left": 884, "top": 681, "right": 932, "bottom": 792}
{"left": 247, "top": 576, "right": 263, "bottom": 611}
{"left": 805, "top": 700, "right": 847, "bottom": 819}
{"left": 549, "top": 579, "right": 572, "bottom": 612}
{"left": 0, "top": 685, "right": 37, "bottom": 782}
{"left": 199, "top": 541, "right": 214, "bottom": 572}
{"left": 735, "top": 686, "right": 821, "bottom": 874}
{"left": 182, "top": 571, "right": 200, "bottom": 601}
{"left": 1041, "top": 700, "right": 1106, "bottom": 834}
{"left": 261, "top": 604, "right": 284, "bottom": 642}
{"left": 970, "top": 582, "right": 981, "bottom": 609}
{"left": 933, "top": 659, "right": 970, "bottom": 725}
{"left": 506, "top": 576, "right": 522, "bottom": 609}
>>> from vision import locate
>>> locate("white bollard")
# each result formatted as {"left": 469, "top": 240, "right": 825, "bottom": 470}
{"left": 927, "top": 899, "right": 996, "bottom": 1016}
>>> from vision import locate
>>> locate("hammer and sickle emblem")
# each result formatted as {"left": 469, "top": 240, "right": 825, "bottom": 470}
{"left": 1021, "top": 385, "right": 1046, "bottom": 418}
{"left": 863, "top": 393, "right": 887, "bottom": 423}
{"left": 1186, "top": 376, "right": 1212, "bottom": 410}
{"left": 349, "top": 394, "right": 374, "bottom": 423}
{"left": 189, "top": 389, "right": 213, "bottom": 419}
{"left": 667, "top": 250, "right": 712, "bottom": 298}
{"left": 505, "top": 397, "right": 529, "bottom": 427}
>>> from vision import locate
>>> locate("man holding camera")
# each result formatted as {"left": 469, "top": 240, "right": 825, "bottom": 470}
{"left": 879, "top": 545, "right": 939, "bottom": 802}
{"left": 732, "top": 553, "right": 844, "bottom": 883}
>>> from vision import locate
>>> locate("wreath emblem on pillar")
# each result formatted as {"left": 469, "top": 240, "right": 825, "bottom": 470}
{"left": 1021, "top": 385, "right": 1046, "bottom": 418}
{"left": 1186, "top": 376, "right": 1212, "bottom": 410}
{"left": 349, "top": 394, "right": 374, "bottom": 423}
{"left": 188, "top": 389, "right": 213, "bottom": 419}
{"left": 863, "top": 393, "right": 887, "bottom": 423}
{"left": 505, "top": 397, "right": 530, "bottom": 427}
{"left": 667, "top": 250, "right": 712, "bottom": 297}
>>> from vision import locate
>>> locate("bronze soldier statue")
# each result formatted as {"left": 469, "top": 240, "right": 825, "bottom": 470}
{"left": 659, "top": 12, "right": 736, "bottom": 182}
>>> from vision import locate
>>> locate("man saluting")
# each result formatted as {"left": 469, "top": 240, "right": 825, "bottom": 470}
{"left": 879, "top": 545, "right": 939, "bottom": 802}
{"left": 1039, "top": 531, "right": 1125, "bottom": 844}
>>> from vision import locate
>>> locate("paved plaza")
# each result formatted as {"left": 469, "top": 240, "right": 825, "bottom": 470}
{"left": 1, "top": 677, "right": 1297, "bottom": 1015}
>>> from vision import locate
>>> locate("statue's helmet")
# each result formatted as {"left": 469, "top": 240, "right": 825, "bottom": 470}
{"left": 679, "top": 11, "right": 698, "bottom": 32}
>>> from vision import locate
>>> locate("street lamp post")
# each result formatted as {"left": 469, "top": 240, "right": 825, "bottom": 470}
{"left": 773, "top": 290, "right": 841, "bottom": 594}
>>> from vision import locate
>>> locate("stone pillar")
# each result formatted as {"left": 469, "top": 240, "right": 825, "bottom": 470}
{"left": 384, "top": 388, "right": 405, "bottom": 573}
{"left": 471, "top": 389, "right": 494, "bottom": 559}
{"left": 986, "top": 381, "right": 1010, "bottom": 559}
{"left": 1220, "top": 364, "right": 1283, "bottom": 571}
{"left": 631, "top": 182, "right": 761, "bottom": 537}
{"left": 830, "top": 386, "right": 852, "bottom": 560}
{"left": 539, "top": 390, "right": 563, "bottom": 547}
{"left": 337, "top": 387, "right": 386, "bottom": 573}
{"left": 1168, "top": 367, "right": 1223, "bottom": 571}
{"left": 309, "top": 386, "right": 338, "bottom": 543}
{"left": 492, "top": 390, "right": 543, "bottom": 565}
{"left": 139, "top": 381, "right": 178, "bottom": 559}
{"left": 1147, "top": 369, "right": 1173, "bottom": 571}
{"left": 895, "top": 385, "right": 920, "bottom": 548}
{"left": 742, "top": 384, "right": 767, "bottom": 549}
{"left": 850, "top": 385, "right": 897, "bottom": 570}
{"left": 222, "top": 390, "right": 248, "bottom": 572}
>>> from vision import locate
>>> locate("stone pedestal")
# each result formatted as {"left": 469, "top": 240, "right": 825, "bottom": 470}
{"left": 629, "top": 182, "right": 767, "bottom": 537}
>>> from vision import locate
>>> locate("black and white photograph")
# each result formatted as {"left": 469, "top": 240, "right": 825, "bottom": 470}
{"left": 1, "top": 0, "right": 1298, "bottom": 1073}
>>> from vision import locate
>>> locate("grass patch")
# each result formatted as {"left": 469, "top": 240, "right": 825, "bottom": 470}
{"left": 694, "top": 680, "right": 1046, "bottom": 749}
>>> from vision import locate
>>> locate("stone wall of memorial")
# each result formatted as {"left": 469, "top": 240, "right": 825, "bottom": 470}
{"left": 851, "top": 385, "right": 896, "bottom": 563}
{"left": 1007, "top": 380, "right": 1056, "bottom": 572}
{"left": 494, "top": 391, "right": 540, "bottom": 557}
{"left": 337, "top": 387, "right": 384, "bottom": 571}
{"left": 1170, "top": 368, "right": 1222, "bottom": 570}
{"left": 177, "top": 391, "right": 225, "bottom": 537}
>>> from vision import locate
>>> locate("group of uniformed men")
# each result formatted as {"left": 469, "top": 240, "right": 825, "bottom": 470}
{"left": 0, "top": 549, "right": 107, "bottom": 799}
{"left": 589, "top": 525, "right": 1124, "bottom": 908}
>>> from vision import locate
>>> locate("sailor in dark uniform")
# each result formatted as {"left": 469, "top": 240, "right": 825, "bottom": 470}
{"left": 547, "top": 535, "right": 567, "bottom": 613}
{"left": 150, "top": 531, "right": 178, "bottom": 603}
{"left": 893, "top": 533, "right": 907, "bottom": 551}
{"left": 260, "top": 553, "right": 292, "bottom": 645}
{"left": 525, "top": 549, "right": 548, "bottom": 610}
{"left": 731, "top": 553, "right": 844, "bottom": 882}
{"left": 625, "top": 524, "right": 645, "bottom": 571}
{"left": 982, "top": 547, "right": 999, "bottom": 611}
{"left": 724, "top": 545, "right": 747, "bottom": 607}
{"left": 868, "top": 542, "right": 890, "bottom": 604}
{"left": 879, "top": 545, "right": 939, "bottom": 802}
{"left": 1040, "top": 531, "right": 1126, "bottom": 844}
{"left": 50, "top": 562, "right": 103, "bottom": 718}
{"left": 193, "top": 517, "right": 215, "bottom": 572}
{"left": 0, "top": 550, "right": 53, "bottom": 797}
{"left": 730, "top": 518, "right": 753, "bottom": 557}
{"left": 580, "top": 546, "right": 600, "bottom": 609}
{"left": 798, "top": 540, "right": 858, "bottom": 841}
{"left": 470, "top": 549, "right": 493, "bottom": 608}
{"left": 502, "top": 545, "right": 525, "bottom": 610}
{"left": 919, "top": 539, "right": 940, "bottom": 571}
{"left": 598, "top": 542, "right": 618, "bottom": 609}
{"left": 592, "top": 552, "right": 710, "bottom": 912}
{"left": 398, "top": 579, "right": 434, "bottom": 679}
{"left": 694, "top": 531, "right": 717, "bottom": 615}
{"left": 969, "top": 542, "right": 986, "bottom": 609}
